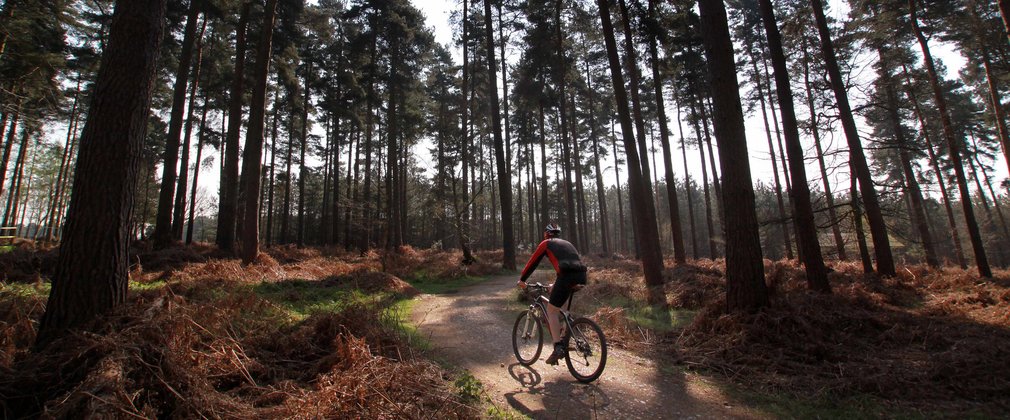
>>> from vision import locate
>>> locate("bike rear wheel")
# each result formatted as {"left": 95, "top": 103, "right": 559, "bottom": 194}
{"left": 565, "top": 317, "right": 607, "bottom": 383}
{"left": 512, "top": 309, "right": 544, "bottom": 365}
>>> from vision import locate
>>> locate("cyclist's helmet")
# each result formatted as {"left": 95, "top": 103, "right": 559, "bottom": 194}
{"left": 545, "top": 223, "right": 562, "bottom": 237}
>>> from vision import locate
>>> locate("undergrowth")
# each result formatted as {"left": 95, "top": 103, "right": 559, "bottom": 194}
{"left": 0, "top": 242, "right": 490, "bottom": 419}
{"left": 580, "top": 256, "right": 1010, "bottom": 417}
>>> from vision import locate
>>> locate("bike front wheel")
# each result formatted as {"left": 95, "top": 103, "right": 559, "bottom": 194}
{"left": 512, "top": 309, "right": 544, "bottom": 365}
{"left": 565, "top": 317, "right": 607, "bottom": 383}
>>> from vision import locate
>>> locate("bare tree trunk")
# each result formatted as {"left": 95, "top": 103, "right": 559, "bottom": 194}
{"left": 172, "top": 16, "right": 206, "bottom": 240}
{"left": 758, "top": 0, "right": 829, "bottom": 291}
{"left": 598, "top": 0, "right": 665, "bottom": 300}
{"left": 154, "top": 0, "right": 201, "bottom": 248}
{"left": 186, "top": 101, "right": 208, "bottom": 244}
{"left": 647, "top": 0, "right": 685, "bottom": 263}
{"left": 0, "top": 99, "right": 22, "bottom": 214}
{"left": 801, "top": 40, "right": 846, "bottom": 261}
{"left": 901, "top": 64, "right": 967, "bottom": 268}
{"left": 909, "top": 0, "right": 990, "bottom": 277}
{"left": 217, "top": 1, "right": 250, "bottom": 252}
{"left": 880, "top": 68, "right": 939, "bottom": 268}
{"left": 586, "top": 59, "right": 612, "bottom": 255}
{"left": 748, "top": 43, "right": 792, "bottom": 260}
{"left": 3, "top": 123, "right": 31, "bottom": 228}
{"left": 673, "top": 89, "right": 699, "bottom": 259}
{"left": 698, "top": 0, "right": 768, "bottom": 311}
{"left": 616, "top": 0, "right": 654, "bottom": 194}
{"left": 239, "top": 0, "right": 279, "bottom": 264}
{"left": 487, "top": 0, "right": 515, "bottom": 268}
{"left": 811, "top": 0, "right": 895, "bottom": 276}
{"left": 265, "top": 105, "right": 278, "bottom": 246}
{"left": 688, "top": 95, "right": 716, "bottom": 259}
{"left": 612, "top": 123, "right": 626, "bottom": 253}
{"left": 298, "top": 65, "right": 310, "bottom": 248}
{"left": 36, "top": 0, "right": 166, "bottom": 346}
{"left": 980, "top": 54, "right": 1010, "bottom": 176}
{"left": 851, "top": 171, "right": 873, "bottom": 272}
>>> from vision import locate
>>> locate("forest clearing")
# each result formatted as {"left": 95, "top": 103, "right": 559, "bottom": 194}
{"left": 1, "top": 242, "right": 1008, "bottom": 418}
{"left": 3, "top": 0, "right": 1010, "bottom": 417}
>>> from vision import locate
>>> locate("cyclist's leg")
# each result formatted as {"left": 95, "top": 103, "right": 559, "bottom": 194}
{"left": 547, "top": 277, "right": 574, "bottom": 342}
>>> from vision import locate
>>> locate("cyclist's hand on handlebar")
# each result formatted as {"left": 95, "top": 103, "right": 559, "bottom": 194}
{"left": 516, "top": 280, "right": 527, "bottom": 290}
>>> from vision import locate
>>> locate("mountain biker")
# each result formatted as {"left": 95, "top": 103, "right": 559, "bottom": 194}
{"left": 517, "top": 223, "right": 588, "bottom": 365}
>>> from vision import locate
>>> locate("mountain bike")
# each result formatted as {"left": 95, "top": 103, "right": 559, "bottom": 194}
{"left": 512, "top": 282, "right": 607, "bottom": 383}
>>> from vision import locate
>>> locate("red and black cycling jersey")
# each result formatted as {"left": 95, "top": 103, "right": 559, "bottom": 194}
{"left": 520, "top": 237, "right": 586, "bottom": 282}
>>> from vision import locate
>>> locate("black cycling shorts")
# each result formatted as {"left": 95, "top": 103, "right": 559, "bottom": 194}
{"left": 549, "top": 271, "right": 587, "bottom": 308}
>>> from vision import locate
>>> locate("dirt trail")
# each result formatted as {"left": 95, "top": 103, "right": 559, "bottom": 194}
{"left": 410, "top": 274, "right": 766, "bottom": 419}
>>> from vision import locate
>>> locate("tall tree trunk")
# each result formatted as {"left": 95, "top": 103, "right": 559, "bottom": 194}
{"left": 698, "top": 0, "right": 768, "bottom": 311}
{"left": 154, "top": 0, "right": 201, "bottom": 248}
{"left": 699, "top": 96, "right": 724, "bottom": 255}
{"left": 487, "top": 0, "right": 514, "bottom": 268}
{"left": 186, "top": 101, "right": 208, "bottom": 244}
{"left": 981, "top": 52, "right": 1010, "bottom": 176}
{"left": 801, "top": 40, "right": 846, "bottom": 261}
{"left": 851, "top": 170, "right": 874, "bottom": 272}
{"left": 749, "top": 43, "right": 792, "bottom": 260}
{"left": 331, "top": 117, "right": 342, "bottom": 245}
{"left": 457, "top": 0, "right": 475, "bottom": 264}
{"left": 298, "top": 66, "right": 310, "bottom": 248}
{"left": 571, "top": 93, "right": 590, "bottom": 251}
{"left": 217, "top": 1, "right": 249, "bottom": 252}
{"left": 616, "top": 0, "right": 654, "bottom": 194}
{"left": 554, "top": 0, "right": 580, "bottom": 250}
{"left": 3, "top": 123, "right": 31, "bottom": 228}
{"left": 970, "top": 133, "right": 1010, "bottom": 251}
{"left": 880, "top": 69, "right": 939, "bottom": 268}
{"left": 674, "top": 91, "right": 699, "bottom": 259}
{"left": 810, "top": 0, "right": 895, "bottom": 276}
{"left": 598, "top": 0, "right": 665, "bottom": 300}
{"left": 612, "top": 123, "right": 627, "bottom": 253}
{"left": 386, "top": 41, "right": 401, "bottom": 251}
{"left": 0, "top": 99, "right": 20, "bottom": 204}
{"left": 266, "top": 105, "right": 278, "bottom": 246}
{"left": 758, "top": 0, "right": 829, "bottom": 291}
{"left": 688, "top": 94, "right": 716, "bottom": 259}
{"left": 908, "top": 0, "right": 991, "bottom": 277}
{"left": 46, "top": 81, "right": 81, "bottom": 241}
{"left": 647, "top": 0, "right": 685, "bottom": 263}
{"left": 36, "top": 0, "right": 166, "bottom": 346}
{"left": 586, "top": 59, "right": 612, "bottom": 255}
{"left": 281, "top": 113, "right": 293, "bottom": 244}
{"left": 539, "top": 102, "right": 548, "bottom": 232}
{"left": 902, "top": 64, "right": 968, "bottom": 268}
{"left": 239, "top": 0, "right": 278, "bottom": 264}
{"left": 172, "top": 16, "right": 206, "bottom": 240}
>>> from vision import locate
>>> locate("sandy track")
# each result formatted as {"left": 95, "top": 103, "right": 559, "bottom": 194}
{"left": 410, "top": 274, "right": 766, "bottom": 419}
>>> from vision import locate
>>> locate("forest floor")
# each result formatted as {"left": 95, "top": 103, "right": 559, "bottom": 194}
{"left": 0, "top": 240, "right": 1008, "bottom": 418}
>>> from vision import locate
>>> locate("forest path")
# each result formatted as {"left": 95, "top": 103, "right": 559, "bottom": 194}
{"left": 410, "top": 273, "right": 767, "bottom": 419}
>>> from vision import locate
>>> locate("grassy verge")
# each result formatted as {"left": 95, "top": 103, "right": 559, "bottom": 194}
{"left": 453, "top": 371, "right": 530, "bottom": 420}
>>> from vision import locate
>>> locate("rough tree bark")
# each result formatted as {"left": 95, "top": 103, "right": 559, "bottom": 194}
{"left": 216, "top": 1, "right": 249, "bottom": 252}
{"left": 698, "top": 0, "right": 768, "bottom": 311}
{"left": 238, "top": 0, "right": 278, "bottom": 264}
{"left": 36, "top": 0, "right": 166, "bottom": 346}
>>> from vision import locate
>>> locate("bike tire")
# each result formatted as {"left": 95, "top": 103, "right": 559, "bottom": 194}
{"left": 565, "top": 317, "right": 607, "bottom": 383}
{"left": 512, "top": 310, "right": 544, "bottom": 365}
